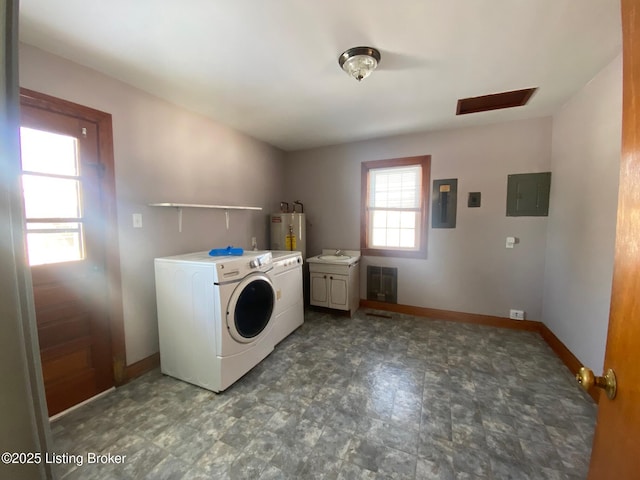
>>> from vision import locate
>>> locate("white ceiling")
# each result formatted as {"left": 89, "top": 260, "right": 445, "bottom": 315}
{"left": 19, "top": 0, "right": 622, "bottom": 151}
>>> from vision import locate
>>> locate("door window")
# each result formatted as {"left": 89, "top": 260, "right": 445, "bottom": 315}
{"left": 20, "top": 127, "right": 84, "bottom": 265}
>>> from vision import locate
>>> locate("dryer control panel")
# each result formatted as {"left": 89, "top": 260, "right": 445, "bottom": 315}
{"left": 249, "top": 252, "right": 272, "bottom": 269}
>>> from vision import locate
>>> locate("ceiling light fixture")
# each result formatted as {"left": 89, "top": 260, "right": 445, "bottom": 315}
{"left": 338, "top": 46, "right": 381, "bottom": 82}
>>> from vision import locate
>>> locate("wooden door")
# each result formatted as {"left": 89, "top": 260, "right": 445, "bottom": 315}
{"left": 587, "top": 0, "right": 640, "bottom": 477}
{"left": 20, "top": 97, "right": 115, "bottom": 416}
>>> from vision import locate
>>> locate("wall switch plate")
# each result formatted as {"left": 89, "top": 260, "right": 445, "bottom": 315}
{"left": 133, "top": 213, "right": 143, "bottom": 228}
{"left": 506, "top": 236, "right": 516, "bottom": 248}
{"left": 509, "top": 309, "right": 525, "bottom": 320}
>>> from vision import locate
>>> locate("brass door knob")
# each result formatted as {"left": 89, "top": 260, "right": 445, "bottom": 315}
{"left": 576, "top": 367, "right": 617, "bottom": 399}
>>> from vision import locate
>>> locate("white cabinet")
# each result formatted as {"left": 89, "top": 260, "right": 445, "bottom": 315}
{"left": 329, "top": 275, "right": 348, "bottom": 308}
{"left": 309, "top": 261, "right": 359, "bottom": 315}
{"left": 310, "top": 272, "right": 329, "bottom": 306}
{"left": 310, "top": 272, "right": 349, "bottom": 309}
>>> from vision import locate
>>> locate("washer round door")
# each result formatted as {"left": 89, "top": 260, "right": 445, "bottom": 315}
{"left": 226, "top": 273, "right": 276, "bottom": 343}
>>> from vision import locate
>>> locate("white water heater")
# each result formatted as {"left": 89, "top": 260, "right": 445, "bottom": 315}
{"left": 270, "top": 212, "right": 306, "bottom": 259}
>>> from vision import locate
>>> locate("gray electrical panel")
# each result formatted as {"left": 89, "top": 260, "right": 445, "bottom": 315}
{"left": 432, "top": 179, "right": 458, "bottom": 228}
{"left": 506, "top": 172, "right": 551, "bottom": 216}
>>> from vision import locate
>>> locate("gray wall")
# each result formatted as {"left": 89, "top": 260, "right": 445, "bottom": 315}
{"left": 1, "top": 2, "right": 51, "bottom": 478}
{"left": 543, "top": 55, "right": 622, "bottom": 371}
{"left": 19, "top": 44, "right": 286, "bottom": 364}
{"left": 16, "top": 41, "right": 622, "bottom": 376}
{"left": 285, "top": 118, "right": 552, "bottom": 320}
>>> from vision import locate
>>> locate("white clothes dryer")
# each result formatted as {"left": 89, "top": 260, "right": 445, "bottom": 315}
{"left": 154, "top": 251, "right": 276, "bottom": 392}
{"left": 268, "top": 250, "right": 304, "bottom": 345}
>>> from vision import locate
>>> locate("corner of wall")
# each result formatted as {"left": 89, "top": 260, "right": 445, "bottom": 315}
{"left": 542, "top": 54, "right": 622, "bottom": 371}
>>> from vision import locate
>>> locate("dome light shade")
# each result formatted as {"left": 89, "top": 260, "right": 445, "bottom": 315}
{"left": 338, "top": 46, "right": 381, "bottom": 82}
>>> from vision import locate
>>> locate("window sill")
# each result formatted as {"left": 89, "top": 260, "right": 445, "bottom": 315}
{"left": 361, "top": 247, "right": 427, "bottom": 259}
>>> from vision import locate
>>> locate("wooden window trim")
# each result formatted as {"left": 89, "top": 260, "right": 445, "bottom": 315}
{"left": 360, "top": 155, "right": 431, "bottom": 259}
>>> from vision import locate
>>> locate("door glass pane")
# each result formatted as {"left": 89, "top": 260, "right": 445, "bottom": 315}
{"left": 20, "top": 126, "right": 85, "bottom": 266}
{"left": 20, "top": 127, "right": 78, "bottom": 175}
{"left": 22, "top": 175, "right": 81, "bottom": 219}
{"left": 26, "top": 222, "right": 84, "bottom": 265}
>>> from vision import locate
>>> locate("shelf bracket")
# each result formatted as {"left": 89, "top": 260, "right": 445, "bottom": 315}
{"left": 177, "top": 207, "right": 183, "bottom": 233}
{"left": 225, "top": 210, "right": 230, "bottom": 230}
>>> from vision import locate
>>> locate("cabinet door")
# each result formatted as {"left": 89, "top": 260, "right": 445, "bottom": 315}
{"left": 310, "top": 272, "right": 329, "bottom": 307}
{"left": 329, "top": 275, "right": 349, "bottom": 309}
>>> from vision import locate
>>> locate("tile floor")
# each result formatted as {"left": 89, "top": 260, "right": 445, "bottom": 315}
{"left": 51, "top": 309, "right": 597, "bottom": 479}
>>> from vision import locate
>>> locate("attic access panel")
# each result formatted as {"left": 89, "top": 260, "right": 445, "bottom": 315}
{"left": 506, "top": 172, "right": 551, "bottom": 216}
{"left": 456, "top": 88, "right": 537, "bottom": 115}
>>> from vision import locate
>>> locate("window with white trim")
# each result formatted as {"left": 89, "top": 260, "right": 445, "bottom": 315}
{"left": 361, "top": 156, "right": 430, "bottom": 258}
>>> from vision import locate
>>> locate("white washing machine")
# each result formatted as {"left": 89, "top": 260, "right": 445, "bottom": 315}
{"left": 154, "top": 251, "right": 276, "bottom": 392}
{"left": 269, "top": 251, "right": 304, "bottom": 345}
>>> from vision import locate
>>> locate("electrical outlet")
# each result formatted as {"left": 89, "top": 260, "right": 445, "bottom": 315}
{"left": 509, "top": 309, "right": 525, "bottom": 320}
{"left": 251, "top": 237, "right": 257, "bottom": 249}
{"left": 132, "top": 213, "right": 143, "bottom": 228}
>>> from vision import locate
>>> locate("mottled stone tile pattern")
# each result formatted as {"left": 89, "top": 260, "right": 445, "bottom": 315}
{"left": 51, "top": 309, "right": 596, "bottom": 479}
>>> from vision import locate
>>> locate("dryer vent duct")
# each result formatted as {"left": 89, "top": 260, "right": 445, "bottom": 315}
{"left": 367, "top": 266, "right": 397, "bottom": 304}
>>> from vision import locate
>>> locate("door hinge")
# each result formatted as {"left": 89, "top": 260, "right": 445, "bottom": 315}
{"left": 81, "top": 127, "right": 87, "bottom": 137}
